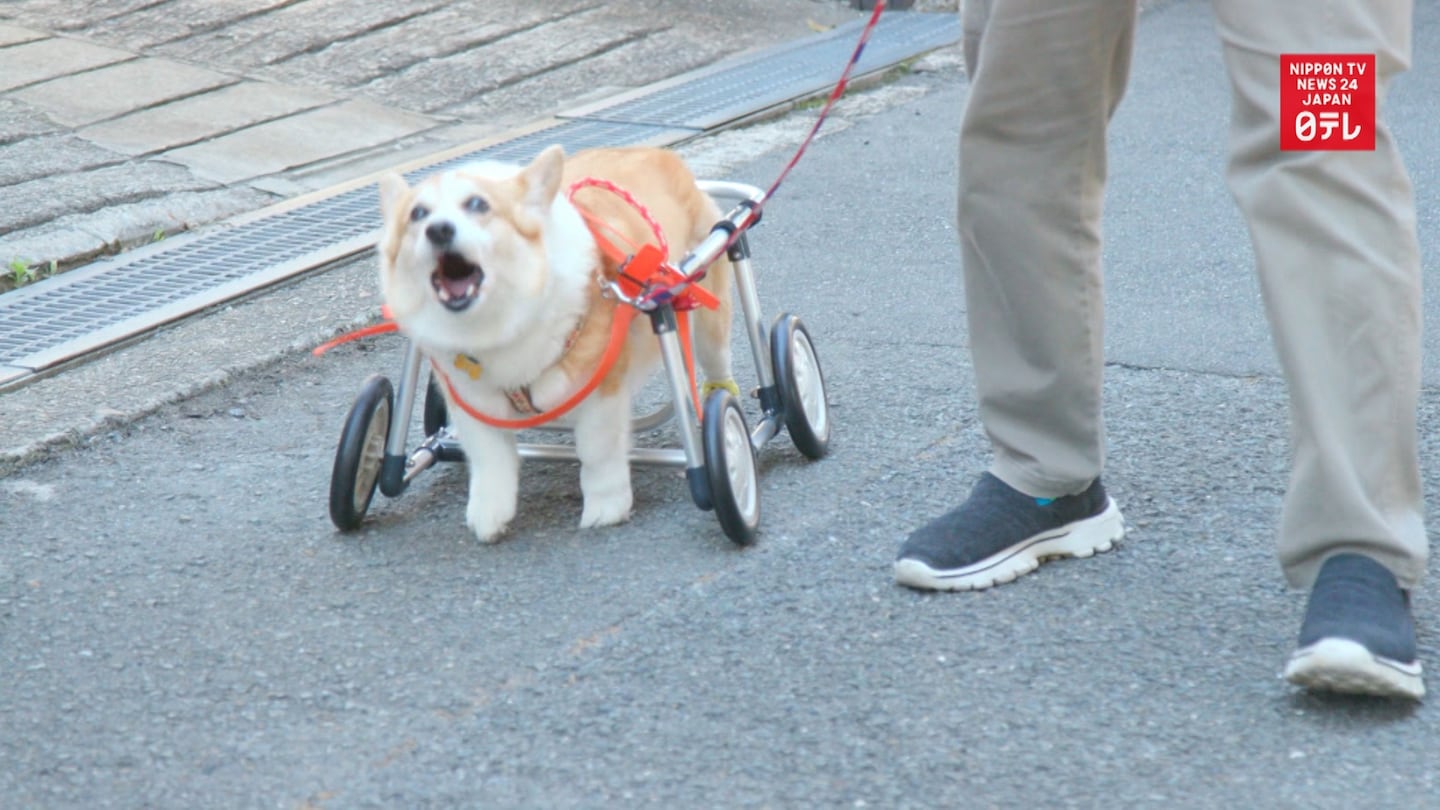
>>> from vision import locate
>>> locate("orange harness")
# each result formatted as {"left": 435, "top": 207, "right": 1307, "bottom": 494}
{"left": 314, "top": 178, "right": 721, "bottom": 430}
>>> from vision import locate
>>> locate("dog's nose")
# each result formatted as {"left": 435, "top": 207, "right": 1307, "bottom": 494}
{"left": 425, "top": 221, "right": 455, "bottom": 247}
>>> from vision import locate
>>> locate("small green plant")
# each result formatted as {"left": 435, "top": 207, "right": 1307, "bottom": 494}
{"left": 152, "top": 227, "right": 166, "bottom": 243}
{"left": 7, "top": 258, "right": 35, "bottom": 286}
{"left": 795, "top": 95, "right": 829, "bottom": 112}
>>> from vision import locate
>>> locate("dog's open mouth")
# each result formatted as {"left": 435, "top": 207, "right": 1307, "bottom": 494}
{"left": 431, "top": 252, "right": 484, "bottom": 312}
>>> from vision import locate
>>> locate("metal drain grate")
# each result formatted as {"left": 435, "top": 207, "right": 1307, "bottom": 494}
{"left": 562, "top": 14, "right": 960, "bottom": 130}
{"left": 0, "top": 12, "right": 959, "bottom": 388}
{"left": 414, "top": 119, "right": 690, "bottom": 176}
{"left": 0, "top": 118, "right": 697, "bottom": 383}
{"left": 0, "top": 188, "right": 381, "bottom": 379}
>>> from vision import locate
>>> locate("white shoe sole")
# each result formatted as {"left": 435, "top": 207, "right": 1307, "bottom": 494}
{"left": 1283, "top": 638, "right": 1425, "bottom": 700}
{"left": 893, "top": 499, "right": 1126, "bottom": 591}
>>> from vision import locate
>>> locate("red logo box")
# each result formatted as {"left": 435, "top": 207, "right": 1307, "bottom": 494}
{"left": 1280, "top": 54, "right": 1375, "bottom": 151}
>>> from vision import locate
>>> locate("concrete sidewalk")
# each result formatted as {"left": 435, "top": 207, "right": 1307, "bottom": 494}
{"left": 0, "top": 0, "right": 907, "bottom": 287}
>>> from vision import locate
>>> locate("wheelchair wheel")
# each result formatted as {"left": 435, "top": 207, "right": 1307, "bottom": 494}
{"left": 329, "top": 375, "right": 393, "bottom": 531}
{"left": 770, "top": 313, "right": 831, "bottom": 460}
{"left": 423, "top": 373, "right": 448, "bottom": 436}
{"left": 702, "top": 389, "right": 759, "bottom": 546}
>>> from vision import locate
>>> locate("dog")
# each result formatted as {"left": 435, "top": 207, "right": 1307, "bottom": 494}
{"left": 376, "top": 145, "right": 735, "bottom": 542}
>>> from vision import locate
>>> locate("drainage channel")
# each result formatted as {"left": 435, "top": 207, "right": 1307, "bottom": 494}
{"left": 0, "top": 13, "right": 958, "bottom": 390}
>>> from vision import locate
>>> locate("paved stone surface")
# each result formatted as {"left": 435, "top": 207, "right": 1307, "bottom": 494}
{"left": 0, "top": 22, "right": 44, "bottom": 46}
{"left": 11, "top": 57, "right": 235, "bottom": 127}
{"left": 163, "top": 99, "right": 439, "bottom": 184}
{"left": 0, "top": 0, "right": 870, "bottom": 280}
{"left": 0, "top": 95, "right": 54, "bottom": 142}
{"left": 0, "top": 35, "right": 132, "bottom": 92}
{"left": 6, "top": 159, "right": 222, "bottom": 233}
{"left": 79, "top": 82, "right": 337, "bottom": 157}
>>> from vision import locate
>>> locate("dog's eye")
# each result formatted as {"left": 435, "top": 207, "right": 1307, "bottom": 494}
{"left": 409, "top": 205, "right": 429, "bottom": 223}
{"left": 464, "top": 196, "right": 489, "bottom": 214}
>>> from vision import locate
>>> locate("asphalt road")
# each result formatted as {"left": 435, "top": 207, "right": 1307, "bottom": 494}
{"left": 3, "top": 1, "right": 1440, "bottom": 807}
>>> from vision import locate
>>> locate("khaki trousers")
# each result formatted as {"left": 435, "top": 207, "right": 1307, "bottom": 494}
{"left": 958, "top": 0, "right": 1426, "bottom": 587}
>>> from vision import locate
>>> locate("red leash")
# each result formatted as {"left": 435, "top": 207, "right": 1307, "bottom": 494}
{"left": 765, "top": 0, "right": 887, "bottom": 201}
{"left": 636, "top": 0, "right": 888, "bottom": 304}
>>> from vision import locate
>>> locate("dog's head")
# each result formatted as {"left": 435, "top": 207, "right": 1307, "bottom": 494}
{"left": 376, "top": 145, "right": 567, "bottom": 351}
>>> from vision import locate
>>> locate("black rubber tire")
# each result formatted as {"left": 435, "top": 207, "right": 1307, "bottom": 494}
{"left": 769, "top": 313, "right": 831, "bottom": 460}
{"left": 702, "top": 389, "right": 760, "bottom": 546}
{"left": 329, "top": 375, "right": 394, "bottom": 531}
{"left": 423, "top": 374, "right": 448, "bottom": 437}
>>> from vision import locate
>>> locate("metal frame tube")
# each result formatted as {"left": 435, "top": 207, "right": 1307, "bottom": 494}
{"left": 750, "top": 418, "right": 781, "bottom": 450}
{"left": 729, "top": 240, "right": 775, "bottom": 392}
{"left": 697, "top": 180, "right": 766, "bottom": 206}
{"left": 402, "top": 434, "right": 444, "bottom": 483}
{"left": 673, "top": 181, "right": 767, "bottom": 284}
{"left": 526, "top": 401, "right": 674, "bottom": 433}
{"left": 519, "top": 444, "right": 687, "bottom": 467}
{"left": 652, "top": 308, "right": 705, "bottom": 470}
{"left": 629, "top": 401, "right": 675, "bottom": 432}
{"left": 387, "top": 342, "right": 423, "bottom": 457}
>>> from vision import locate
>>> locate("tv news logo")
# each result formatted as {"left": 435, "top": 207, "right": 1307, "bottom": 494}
{"left": 1280, "top": 54, "right": 1375, "bottom": 151}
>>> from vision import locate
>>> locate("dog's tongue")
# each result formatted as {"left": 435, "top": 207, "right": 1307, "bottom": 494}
{"left": 440, "top": 274, "right": 474, "bottom": 300}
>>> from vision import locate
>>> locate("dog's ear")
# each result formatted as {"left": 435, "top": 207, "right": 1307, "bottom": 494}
{"left": 521, "top": 145, "right": 565, "bottom": 211}
{"left": 378, "top": 173, "right": 410, "bottom": 221}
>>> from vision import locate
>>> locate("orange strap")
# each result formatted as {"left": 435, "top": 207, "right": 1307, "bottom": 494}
{"left": 430, "top": 305, "right": 637, "bottom": 430}
{"left": 677, "top": 311, "right": 700, "bottom": 415}
{"left": 311, "top": 320, "right": 398, "bottom": 356}
{"left": 573, "top": 205, "right": 633, "bottom": 266}
{"left": 569, "top": 178, "right": 668, "bottom": 260}
{"left": 569, "top": 191, "right": 709, "bottom": 414}
{"left": 570, "top": 201, "right": 719, "bottom": 311}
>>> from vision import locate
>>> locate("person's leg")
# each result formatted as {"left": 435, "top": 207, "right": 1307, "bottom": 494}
{"left": 1212, "top": 0, "right": 1425, "bottom": 698}
{"left": 895, "top": 0, "right": 1135, "bottom": 591}
{"left": 961, "top": 0, "right": 1135, "bottom": 498}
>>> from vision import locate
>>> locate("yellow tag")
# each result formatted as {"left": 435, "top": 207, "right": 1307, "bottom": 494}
{"left": 701, "top": 379, "right": 741, "bottom": 398}
{"left": 454, "top": 354, "right": 483, "bottom": 380}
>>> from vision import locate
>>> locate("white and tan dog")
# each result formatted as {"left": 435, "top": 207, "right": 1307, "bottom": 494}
{"left": 377, "top": 146, "right": 735, "bottom": 542}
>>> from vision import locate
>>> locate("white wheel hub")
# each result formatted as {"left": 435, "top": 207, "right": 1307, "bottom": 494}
{"left": 723, "top": 406, "right": 757, "bottom": 523}
{"left": 790, "top": 330, "right": 828, "bottom": 439}
{"left": 355, "top": 399, "right": 389, "bottom": 507}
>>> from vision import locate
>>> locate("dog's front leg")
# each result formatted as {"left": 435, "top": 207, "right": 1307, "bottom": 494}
{"left": 451, "top": 414, "right": 520, "bottom": 542}
{"left": 573, "top": 389, "right": 634, "bottom": 528}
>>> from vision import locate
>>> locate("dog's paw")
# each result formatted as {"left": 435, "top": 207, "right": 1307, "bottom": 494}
{"left": 579, "top": 491, "right": 633, "bottom": 529}
{"left": 466, "top": 500, "right": 515, "bottom": 544}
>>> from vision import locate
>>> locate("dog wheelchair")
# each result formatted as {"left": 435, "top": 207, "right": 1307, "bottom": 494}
{"left": 326, "top": 180, "right": 832, "bottom": 545}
